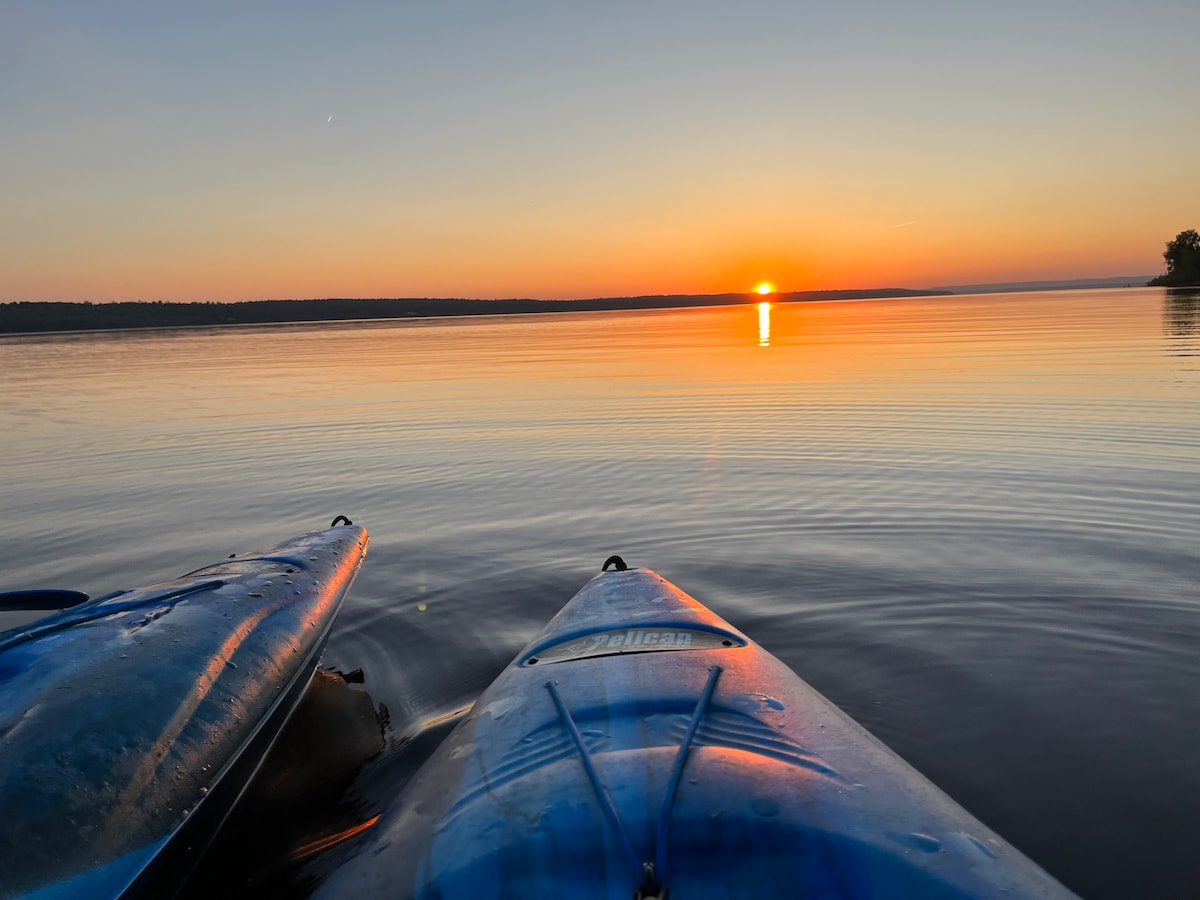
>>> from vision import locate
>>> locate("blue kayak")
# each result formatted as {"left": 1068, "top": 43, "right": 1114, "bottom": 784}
{"left": 320, "top": 559, "right": 1075, "bottom": 899}
{"left": 0, "top": 521, "right": 368, "bottom": 900}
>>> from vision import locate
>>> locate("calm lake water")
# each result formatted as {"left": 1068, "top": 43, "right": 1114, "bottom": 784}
{"left": 3, "top": 287, "right": 1199, "bottom": 897}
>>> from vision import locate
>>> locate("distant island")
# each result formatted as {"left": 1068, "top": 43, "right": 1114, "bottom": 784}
{"left": 1, "top": 288, "right": 942, "bottom": 335}
{"left": 0, "top": 277, "right": 1162, "bottom": 335}
{"left": 929, "top": 275, "right": 1154, "bottom": 294}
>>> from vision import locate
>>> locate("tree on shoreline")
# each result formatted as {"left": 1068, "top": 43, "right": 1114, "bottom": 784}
{"left": 1149, "top": 229, "right": 1200, "bottom": 287}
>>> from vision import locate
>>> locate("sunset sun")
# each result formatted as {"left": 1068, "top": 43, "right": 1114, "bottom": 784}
{"left": 755, "top": 282, "right": 775, "bottom": 295}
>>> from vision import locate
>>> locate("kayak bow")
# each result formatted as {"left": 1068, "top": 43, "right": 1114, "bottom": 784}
{"left": 321, "top": 560, "right": 1075, "bottom": 899}
{"left": 0, "top": 521, "right": 368, "bottom": 899}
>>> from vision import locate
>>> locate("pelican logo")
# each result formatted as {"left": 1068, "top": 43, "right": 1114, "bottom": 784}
{"left": 581, "top": 630, "right": 693, "bottom": 651}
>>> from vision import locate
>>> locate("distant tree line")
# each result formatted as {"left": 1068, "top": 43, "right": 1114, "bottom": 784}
{"left": 0, "top": 289, "right": 946, "bottom": 335}
{"left": 1149, "top": 229, "right": 1200, "bottom": 287}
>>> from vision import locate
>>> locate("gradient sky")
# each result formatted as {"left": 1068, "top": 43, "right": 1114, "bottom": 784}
{"left": 3, "top": 1, "right": 1197, "bottom": 302}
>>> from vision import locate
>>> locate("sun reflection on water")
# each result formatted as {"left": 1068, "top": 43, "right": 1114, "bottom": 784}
{"left": 758, "top": 301, "right": 771, "bottom": 347}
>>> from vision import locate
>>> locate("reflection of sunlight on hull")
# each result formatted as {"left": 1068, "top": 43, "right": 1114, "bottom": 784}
{"left": 291, "top": 814, "right": 381, "bottom": 863}
{"left": 422, "top": 704, "right": 474, "bottom": 730}
{"left": 758, "top": 301, "right": 771, "bottom": 347}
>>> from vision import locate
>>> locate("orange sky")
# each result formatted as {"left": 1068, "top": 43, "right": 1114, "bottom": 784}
{"left": 3, "top": 4, "right": 1196, "bottom": 302}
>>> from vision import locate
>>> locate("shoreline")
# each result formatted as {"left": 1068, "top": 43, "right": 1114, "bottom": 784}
{"left": 0, "top": 289, "right": 944, "bottom": 336}
{"left": 1, "top": 279, "right": 1170, "bottom": 336}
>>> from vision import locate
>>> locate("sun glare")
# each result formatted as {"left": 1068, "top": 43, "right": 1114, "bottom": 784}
{"left": 755, "top": 282, "right": 775, "bottom": 295}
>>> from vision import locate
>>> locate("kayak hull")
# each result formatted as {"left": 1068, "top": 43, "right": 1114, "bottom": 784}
{"left": 0, "top": 524, "right": 368, "bottom": 899}
{"left": 321, "top": 565, "right": 1074, "bottom": 899}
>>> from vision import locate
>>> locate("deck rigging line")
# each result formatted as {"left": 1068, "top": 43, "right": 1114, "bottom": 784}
{"left": 545, "top": 663, "right": 724, "bottom": 897}
{"left": 545, "top": 680, "right": 641, "bottom": 878}
{"left": 657, "top": 664, "right": 723, "bottom": 881}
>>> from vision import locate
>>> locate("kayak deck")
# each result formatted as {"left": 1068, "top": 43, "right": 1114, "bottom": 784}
{"left": 319, "top": 563, "right": 1075, "bottom": 899}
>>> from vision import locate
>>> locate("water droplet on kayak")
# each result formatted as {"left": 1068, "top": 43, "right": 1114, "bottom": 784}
{"left": 898, "top": 832, "right": 942, "bottom": 853}
{"left": 751, "top": 797, "right": 780, "bottom": 817}
{"left": 949, "top": 833, "right": 999, "bottom": 859}
{"left": 748, "top": 693, "right": 785, "bottom": 710}
{"left": 971, "top": 836, "right": 997, "bottom": 858}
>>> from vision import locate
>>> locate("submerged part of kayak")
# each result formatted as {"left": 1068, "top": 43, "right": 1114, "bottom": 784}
{"left": 320, "top": 562, "right": 1075, "bottom": 899}
{"left": 0, "top": 522, "right": 368, "bottom": 900}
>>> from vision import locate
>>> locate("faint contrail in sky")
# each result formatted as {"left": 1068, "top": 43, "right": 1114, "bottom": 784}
{"left": 891, "top": 221, "right": 916, "bottom": 228}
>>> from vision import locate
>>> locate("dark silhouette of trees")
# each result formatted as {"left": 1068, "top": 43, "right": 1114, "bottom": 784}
{"left": 0, "top": 289, "right": 947, "bottom": 335}
{"left": 1150, "top": 229, "right": 1200, "bottom": 287}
